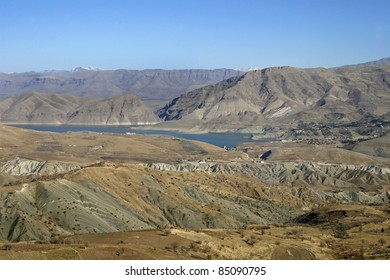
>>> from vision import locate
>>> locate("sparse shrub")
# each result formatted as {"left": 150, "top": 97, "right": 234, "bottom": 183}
{"left": 161, "top": 228, "right": 172, "bottom": 236}
{"left": 50, "top": 236, "right": 60, "bottom": 244}
{"left": 275, "top": 240, "right": 280, "bottom": 246}
{"left": 244, "top": 235, "right": 257, "bottom": 246}
{"left": 333, "top": 224, "right": 349, "bottom": 239}
{"left": 171, "top": 242, "right": 179, "bottom": 251}
{"left": 378, "top": 238, "right": 386, "bottom": 246}
{"left": 1, "top": 244, "right": 11, "bottom": 251}
{"left": 360, "top": 240, "right": 366, "bottom": 259}
{"left": 286, "top": 229, "right": 300, "bottom": 236}
{"left": 189, "top": 242, "right": 198, "bottom": 251}
{"left": 201, "top": 245, "right": 211, "bottom": 253}
{"left": 63, "top": 238, "right": 74, "bottom": 245}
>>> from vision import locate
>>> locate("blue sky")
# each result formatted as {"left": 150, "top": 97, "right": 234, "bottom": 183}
{"left": 0, "top": 0, "right": 389, "bottom": 72}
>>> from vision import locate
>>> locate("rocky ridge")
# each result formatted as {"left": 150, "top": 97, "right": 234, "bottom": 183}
{"left": 0, "top": 69, "right": 243, "bottom": 101}
{"left": 0, "top": 163, "right": 297, "bottom": 242}
{"left": 0, "top": 157, "right": 83, "bottom": 177}
{"left": 157, "top": 65, "right": 390, "bottom": 133}
{"left": 340, "top": 57, "right": 390, "bottom": 68}
{"left": 1, "top": 159, "right": 389, "bottom": 242}
{"left": 147, "top": 161, "right": 390, "bottom": 205}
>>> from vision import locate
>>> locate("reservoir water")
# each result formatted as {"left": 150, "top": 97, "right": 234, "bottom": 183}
{"left": 11, "top": 125, "right": 274, "bottom": 147}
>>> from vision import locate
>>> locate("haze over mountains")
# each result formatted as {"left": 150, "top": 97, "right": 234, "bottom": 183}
{"left": 0, "top": 69, "right": 243, "bottom": 101}
{"left": 1, "top": 57, "right": 388, "bottom": 102}
{"left": 0, "top": 58, "right": 389, "bottom": 132}
{"left": 340, "top": 57, "right": 390, "bottom": 68}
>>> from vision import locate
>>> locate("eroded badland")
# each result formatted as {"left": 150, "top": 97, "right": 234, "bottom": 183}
{"left": 0, "top": 125, "right": 389, "bottom": 260}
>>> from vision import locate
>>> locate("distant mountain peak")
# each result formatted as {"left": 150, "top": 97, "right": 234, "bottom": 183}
{"left": 339, "top": 57, "right": 390, "bottom": 68}
{"left": 237, "top": 67, "right": 261, "bottom": 72}
{"left": 0, "top": 69, "right": 244, "bottom": 101}
{"left": 71, "top": 66, "right": 103, "bottom": 72}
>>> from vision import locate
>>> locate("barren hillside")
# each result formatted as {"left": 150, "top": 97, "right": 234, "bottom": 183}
{"left": 0, "top": 125, "right": 388, "bottom": 260}
{"left": 158, "top": 66, "right": 390, "bottom": 134}
{"left": 0, "top": 93, "right": 160, "bottom": 125}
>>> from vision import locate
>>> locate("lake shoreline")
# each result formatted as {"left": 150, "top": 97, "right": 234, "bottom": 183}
{"left": 8, "top": 124, "right": 277, "bottom": 148}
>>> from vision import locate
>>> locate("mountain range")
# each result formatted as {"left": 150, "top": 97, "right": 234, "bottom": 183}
{"left": 340, "top": 57, "right": 390, "bottom": 68}
{"left": 0, "top": 69, "right": 243, "bottom": 101}
{"left": 0, "top": 58, "right": 389, "bottom": 131}
{"left": 0, "top": 92, "right": 159, "bottom": 125}
{"left": 158, "top": 64, "right": 390, "bottom": 132}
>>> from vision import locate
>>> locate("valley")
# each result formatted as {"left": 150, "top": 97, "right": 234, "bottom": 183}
{"left": 2, "top": 63, "right": 390, "bottom": 146}
{"left": 0, "top": 59, "right": 390, "bottom": 260}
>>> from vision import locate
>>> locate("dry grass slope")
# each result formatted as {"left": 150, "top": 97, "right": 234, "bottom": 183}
{"left": 0, "top": 125, "right": 389, "bottom": 259}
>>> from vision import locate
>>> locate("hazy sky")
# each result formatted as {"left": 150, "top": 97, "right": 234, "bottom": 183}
{"left": 1, "top": 0, "right": 389, "bottom": 72}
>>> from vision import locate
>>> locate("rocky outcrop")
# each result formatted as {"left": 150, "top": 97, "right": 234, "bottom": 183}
{"left": 147, "top": 161, "right": 390, "bottom": 205}
{"left": 147, "top": 161, "right": 390, "bottom": 178}
{"left": 0, "top": 157, "right": 82, "bottom": 176}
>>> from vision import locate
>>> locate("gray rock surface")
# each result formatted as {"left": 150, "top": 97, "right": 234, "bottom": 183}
{"left": 147, "top": 161, "right": 390, "bottom": 205}
{"left": 0, "top": 157, "right": 82, "bottom": 176}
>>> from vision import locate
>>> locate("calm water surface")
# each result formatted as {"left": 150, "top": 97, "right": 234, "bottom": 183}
{"left": 11, "top": 125, "right": 274, "bottom": 147}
